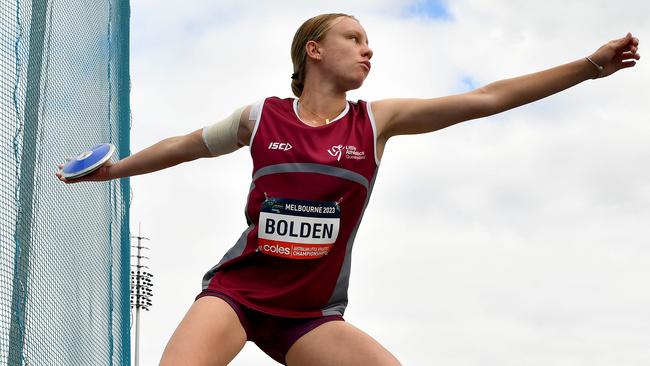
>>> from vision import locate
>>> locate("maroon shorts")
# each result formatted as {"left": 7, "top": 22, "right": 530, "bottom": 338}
{"left": 195, "top": 290, "right": 344, "bottom": 365}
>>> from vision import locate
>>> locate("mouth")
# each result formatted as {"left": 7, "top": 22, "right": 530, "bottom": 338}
{"left": 360, "top": 61, "right": 371, "bottom": 71}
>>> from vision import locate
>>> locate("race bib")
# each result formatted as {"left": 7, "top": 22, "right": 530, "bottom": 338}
{"left": 258, "top": 197, "right": 340, "bottom": 259}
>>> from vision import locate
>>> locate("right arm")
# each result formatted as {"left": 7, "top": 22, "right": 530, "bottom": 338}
{"left": 56, "top": 105, "right": 254, "bottom": 183}
{"left": 110, "top": 128, "right": 214, "bottom": 179}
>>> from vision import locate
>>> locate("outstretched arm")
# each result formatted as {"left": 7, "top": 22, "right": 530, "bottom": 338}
{"left": 55, "top": 129, "right": 213, "bottom": 183}
{"left": 56, "top": 105, "right": 254, "bottom": 183}
{"left": 372, "top": 33, "right": 640, "bottom": 140}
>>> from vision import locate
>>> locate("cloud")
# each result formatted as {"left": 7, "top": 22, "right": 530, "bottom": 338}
{"left": 129, "top": 1, "right": 650, "bottom": 365}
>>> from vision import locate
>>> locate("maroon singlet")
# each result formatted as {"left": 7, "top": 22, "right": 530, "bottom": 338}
{"left": 201, "top": 96, "right": 380, "bottom": 317}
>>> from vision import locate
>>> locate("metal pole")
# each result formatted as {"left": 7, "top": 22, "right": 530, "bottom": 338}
{"left": 135, "top": 223, "right": 141, "bottom": 366}
{"left": 131, "top": 222, "right": 151, "bottom": 366}
{"left": 8, "top": 0, "right": 48, "bottom": 364}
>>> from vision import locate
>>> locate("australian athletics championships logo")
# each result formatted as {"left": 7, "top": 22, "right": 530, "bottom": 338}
{"left": 328, "top": 145, "right": 366, "bottom": 161}
{"left": 258, "top": 197, "right": 341, "bottom": 260}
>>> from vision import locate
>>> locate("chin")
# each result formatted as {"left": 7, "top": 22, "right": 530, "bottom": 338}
{"left": 335, "top": 72, "right": 367, "bottom": 93}
{"left": 345, "top": 76, "right": 366, "bottom": 91}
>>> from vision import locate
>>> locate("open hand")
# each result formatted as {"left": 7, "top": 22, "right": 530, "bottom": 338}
{"left": 589, "top": 33, "right": 640, "bottom": 78}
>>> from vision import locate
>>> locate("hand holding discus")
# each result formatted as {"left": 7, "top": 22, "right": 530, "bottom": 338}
{"left": 55, "top": 143, "right": 115, "bottom": 183}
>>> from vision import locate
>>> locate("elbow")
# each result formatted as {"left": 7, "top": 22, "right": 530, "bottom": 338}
{"left": 162, "top": 136, "right": 190, "bottom": 165}
{"left": 468, "top": 87, "right": 502, "bottom": 119}
{"left": 164, "top": 135, "right": 203, "bottom": 165}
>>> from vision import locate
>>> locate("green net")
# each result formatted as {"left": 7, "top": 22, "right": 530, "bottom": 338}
{"left": 0, "top": 0, "right": 131, "bottom": 364}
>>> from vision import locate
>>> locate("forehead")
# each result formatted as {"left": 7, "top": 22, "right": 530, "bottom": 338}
{"left": 329, "top": 17, "right": 368, "bottom": 38}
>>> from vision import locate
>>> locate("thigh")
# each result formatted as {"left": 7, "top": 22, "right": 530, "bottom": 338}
{"left": 159, "top": 296, "right": 247, "bottom": 366}
{"left": 285, "top": 321, "right": 401, "bottom": 366}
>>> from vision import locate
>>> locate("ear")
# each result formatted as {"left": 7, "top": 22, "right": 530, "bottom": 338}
{"left": 305, "top": 40, "right": 322, "bottom": 60}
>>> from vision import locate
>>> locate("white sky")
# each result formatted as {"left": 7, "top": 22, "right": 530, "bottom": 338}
{"left": 128, "top": 1, "right": 650, "bottom": 365}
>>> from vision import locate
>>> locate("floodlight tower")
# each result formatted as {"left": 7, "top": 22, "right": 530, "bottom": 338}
{"left": 130, "top": 223, "right": 153, "bottom": 366}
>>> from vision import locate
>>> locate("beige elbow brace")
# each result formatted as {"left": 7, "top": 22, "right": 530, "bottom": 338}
{"left": 201, "top": 105, "right": 247, "bottom": 157}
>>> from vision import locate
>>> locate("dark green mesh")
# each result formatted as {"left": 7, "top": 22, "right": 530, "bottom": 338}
{"left": 0, "top": 0, "right": 131, "bottom": 364}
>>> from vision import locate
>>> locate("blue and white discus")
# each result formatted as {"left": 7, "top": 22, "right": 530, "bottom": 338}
{"left": 61, "top": 143, "right": 115, "bottom": 179}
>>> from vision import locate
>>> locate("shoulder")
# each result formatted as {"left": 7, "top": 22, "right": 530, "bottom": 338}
{"left": 237, "top": 96, "right": 293, "bottom": 145}
{"left": 237, "top": 98, "right": 266, "bottom": 146}
{"left": 357, "top": 99, "right": 391, "bottom": 140}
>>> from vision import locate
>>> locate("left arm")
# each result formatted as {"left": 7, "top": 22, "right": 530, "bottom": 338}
{"left": 373, "top": 33, "right": 640, "bottom": 140}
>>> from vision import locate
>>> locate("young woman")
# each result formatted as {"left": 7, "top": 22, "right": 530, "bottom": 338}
{"left": 57, "top": 13, "right": 640, "bottom": 366}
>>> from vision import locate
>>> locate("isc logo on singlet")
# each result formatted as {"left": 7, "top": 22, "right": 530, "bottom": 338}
{"left": 258, "top": 197, "right": 340, "bottom": 259}
{"left": 268, "top": 142, "right": 292, "bottom": 151}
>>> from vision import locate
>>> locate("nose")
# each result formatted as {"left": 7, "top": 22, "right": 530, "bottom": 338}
{"left": 362, "top": 44, "right": 373, "bottom": 60}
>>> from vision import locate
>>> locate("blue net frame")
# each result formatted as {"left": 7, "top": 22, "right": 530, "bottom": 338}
{"left": 1, "top": 0, "right": 131, "bottom": 364}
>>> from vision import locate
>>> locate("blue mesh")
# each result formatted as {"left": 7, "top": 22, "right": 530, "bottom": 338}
{"left": 0, "top": 0, "right": 131, "bottom": 364}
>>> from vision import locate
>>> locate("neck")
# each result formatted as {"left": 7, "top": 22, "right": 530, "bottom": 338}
{"left": 298, "top": 75, "right": 347, "bottom": 120}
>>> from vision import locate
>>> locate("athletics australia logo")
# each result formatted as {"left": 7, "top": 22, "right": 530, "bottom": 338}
{"left": 327, "top": 144, "right": 366, "bottom": 161}
{"left": 327, "top": 145, "right": 344, "bottom": 161}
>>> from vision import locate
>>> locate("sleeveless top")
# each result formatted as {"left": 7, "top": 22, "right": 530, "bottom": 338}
{"left": 201, "top": 96, "right": 380, "bottom": 317}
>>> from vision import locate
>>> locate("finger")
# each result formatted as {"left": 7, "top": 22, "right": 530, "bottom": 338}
{"left": 620, "top": 60, "right": 637, "bottom": 68}
{"left": 614, "top": 33, "right": 634, "bottom": 49}
{"left": 621, "top": 52, "right": 641, "bottom": 60}
{"left": 621, "top": 51, "right": 641, "bottom": 60}
{"left": 615, "top": 32, "right": 631, "bottom": 43}
{"left": 55, "top": 172, "right": 67, "bottom": 183}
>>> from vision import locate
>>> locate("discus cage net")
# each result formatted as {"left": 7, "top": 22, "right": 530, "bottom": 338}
{"left": 0, "top": 0, "right": 131, "bottom": 365}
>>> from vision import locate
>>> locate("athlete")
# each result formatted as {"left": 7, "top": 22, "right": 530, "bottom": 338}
{"left": 56, "top": 13, "right": 640, "bottom": 366}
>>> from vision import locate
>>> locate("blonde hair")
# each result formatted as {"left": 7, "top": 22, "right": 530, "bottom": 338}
{"left": 290, "top": 13, "right": 356, "bottom": 97}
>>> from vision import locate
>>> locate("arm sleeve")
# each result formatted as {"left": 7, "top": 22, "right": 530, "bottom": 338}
{"left": 201, "top": 105, "right": 247, "bottom": 157}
